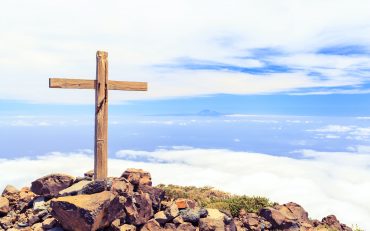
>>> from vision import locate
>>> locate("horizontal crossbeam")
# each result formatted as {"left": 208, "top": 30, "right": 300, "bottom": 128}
{"left": 49, "top": 78, "right": 147, "bottom": 91}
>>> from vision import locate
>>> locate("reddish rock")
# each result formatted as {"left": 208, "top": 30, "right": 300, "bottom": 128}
{"left": 164, "top": 223, "right": 176, "bottom": 230}
{"left": 140, "top": 219, "right": 162, "bottom": 231}
{"left": 259, "top": 207, "right": 297, "bottom": 229}
{"left": 284, "top": 202, "right": 309, "bottom": 222}
{"left": 175, "top": 198, "right": 196, "bottom": 209}
{"left": 42, "top": 217, "right": 57, "bottom": 229}
{"left": 322, "top": 215, "right": 352, "bottom": 231}
{"left": 50, "top": 191, "right": 125, "bottom": 231}
{"left": 31, "top": 174, "right": 75, "bottom": 197}
{"left": 0, "top": 197, "right": 10, "bottom": 216}
{"left": 121, "top": 168, "right": 152, "bottom": 188}
{"left": 120, "top": 224, "right": 137, "bottom": 231}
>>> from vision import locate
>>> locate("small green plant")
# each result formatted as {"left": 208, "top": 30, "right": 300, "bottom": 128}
{"left": 352, "top": 224, "right": 364, "bottom": 231}
{"left": 156, "top": 184, "right": 274, "bottom": 217}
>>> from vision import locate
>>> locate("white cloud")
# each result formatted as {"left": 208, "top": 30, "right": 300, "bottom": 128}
{"left": 1, "top": 147, "right": 370, "bottom": 229}
{"left": 1, "top": 0, "right": 370, "bottom": 103}
{"left": 308, "top": 124, "right": 370, "bottom": 141}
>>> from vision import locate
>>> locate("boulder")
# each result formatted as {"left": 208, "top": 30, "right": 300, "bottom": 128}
{"left": 284, "top": 202, "right": 309, "bottom": 222}
{"left": 140, "top": 219, "right": 162, "bottom": 231}
{"left": 80, "top": 179, "right": 111, "bottom": 195}
{"left": 121, "top": 168, "right": 152, "bottom": 188}
{"left": 164, "top": 223, "right": 176, "bottom": 231}
{"left": 180, "top": 209, "right": 200, "bottom": 224}
{"left": 164, "top": 202, "right": 179, "bottom": 220}
{"left": 84, "top": 170, "right": 94, "bottom": 178}
{"left": 138, "top": 185, "right": 164, "bottom": 212}
{"left": 31, "top": 174, "right": 75, "bottom": 197}
{"left": 259, "top": 207, "right": 298, "bottom": 229}
{"left": 124, "top": 193, "right": 153, "bottom": 225}
{"left": 322, "top": 215, "right": 351, "bottom": 231}
{"left": 111, "top": 178, "right": 134, "bottom": 197}
{"left": 50, "top": 191, "right": 125, "bottom": 231}
{"left": 32, "top": 197, "right": 47, "bottom": 211}
{"left": 199, "top": 209, "right": 226, "bottom": 231}
{"left": 0, "top": 197, "right": 10, "bottom": 216}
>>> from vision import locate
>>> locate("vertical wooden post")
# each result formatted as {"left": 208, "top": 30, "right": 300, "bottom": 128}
{"left": 94, "top": 51, "right": 108, "bottom": 180}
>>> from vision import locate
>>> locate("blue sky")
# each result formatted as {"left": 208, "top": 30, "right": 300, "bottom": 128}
{"left": 1, "top": 0, "right": 370, "bottom": 228}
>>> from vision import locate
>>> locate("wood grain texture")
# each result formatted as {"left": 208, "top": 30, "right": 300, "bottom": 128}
{"left": 49, "top": 78, "right": 147, "bottom": 91}
{"left": 94, "top": 51, "right": 109, "bottom": 180}
{"left": 49, "top": 78, "right": 95, "bottom": 89}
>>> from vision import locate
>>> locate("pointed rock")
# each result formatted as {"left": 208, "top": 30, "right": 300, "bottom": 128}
{"left": 0, "top": 197, "right": 9, "bottom": 216}
{"left": 121, "top": 168, "right": 152, "bottom": 188}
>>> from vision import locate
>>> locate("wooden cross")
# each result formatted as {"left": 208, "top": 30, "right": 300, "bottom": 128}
{"left": 49, "top": 51, "right": 148, "bottom": 180}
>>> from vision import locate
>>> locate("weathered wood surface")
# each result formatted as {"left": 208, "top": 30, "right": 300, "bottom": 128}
{"left": 49, "top": 50, "right": 148, "bottom": 181}
{"left": 94, "top": 51, "right": 109, "bottom": 180}
{"left": 50, "top": 78, "right": 147, "bottom": 91}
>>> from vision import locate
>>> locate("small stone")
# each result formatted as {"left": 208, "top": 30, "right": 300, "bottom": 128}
{"left": 0, "top": 197, "right": 10, "bottom": 215}
{"left": 84, "top": 170, "right": 94, "bottom": 178}
{"left": 119, "top": 224, "right": 136, "bottom": 231}
{"left": 28, "top": 214, "right": 40, "bottom": 226}
{"left": 31, "top": 222, "right": 44, "bottom": 231}
{"left": 154, "top": 211, "right": 168, "bottom": 224}
{"left": 33, "top": 197, "right": 47, "bottom": 211}
{"left": 199, "top": 208, "right": 208, "bottom": 218}
{"left": 173, "top": 216, "right": 184, "bottom": 225}
{"left": 42, "top": 217, "right": 57, "bottom": 229}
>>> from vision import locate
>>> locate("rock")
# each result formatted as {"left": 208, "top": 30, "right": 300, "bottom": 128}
{"left": 322, "top": 215, "right": 344, "bottom": 230}
{"left": 199, "top": 209, "right": 226, "bottom": 231}
{"left": 175, "top": 198, "right": 196, "bottom": 209}
{"left": 154, "top": 211, "right": 168, "bottom": 224}
{"left": 32, "top": 197, "right": 47, "bottom": 211}
{"left": 111, "top": 178, "right": 134, "bottom": 197}
{"left": 259, "top": 207, "right": 297, "bottom": 229}
{"left": 31, "top": 222, "right": 44, "bottom": 231}
{"left": 164, "top": 223, "right": 176, "bottom": 231}
{"left": 80, "top": 179, "right": 113, "bottom": 195}
{"left": 50, "top": 191, "right": 125, "bottom": 231}
{"left": 138, "top": 185, "right": 164, "bottom": 212}
{"left": 58, "top": 180, "right": 91, "bottom": 196}
{"left": 120, "top": 224, "right": 136, "bottom": 231}
{"left": 1, "top": 185, "right": 19, "bottom": 196}
{"left": 84, "top": 170, "right": 94, "bottom": 178}
{"left": 125, "top": 193, "right": 153, "bottom": 225}
{"left": 42, "top": 217, "right": 57, "bottom": 229}
{"left": 180, "top": 209, "right": 200, "bottom": 224}
{"left": 28, "top": 214, "right": 40, "bottom": 226}
{"left": 31, "top": 174, "right": 75, "bottom": 197}
{"left": 198, "top": 208, "right": 208, "bottom": 218}
{"left": 0, "top": 197, "right": 10, "bottom": 216}
{"left": 121, "top": 168, "right": 152, "bottom": 188}
{"left": 177, "top": 222, "right": 197, "bottom": 231}
{"left": 140, "top": 219, "right": 161, "bottom": 231}
{"left": 164, "top": 202, "right": 179, "bottom": 220}
{"left": 284, "top": 202, "right": 309, "bottom": 222}
{"left": 173, "top": 216, "right": 184, "bottom": 225}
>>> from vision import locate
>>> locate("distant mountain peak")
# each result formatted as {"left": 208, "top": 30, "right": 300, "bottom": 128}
{"left": 197, "top": 109, "right": 222, "bottom": 116}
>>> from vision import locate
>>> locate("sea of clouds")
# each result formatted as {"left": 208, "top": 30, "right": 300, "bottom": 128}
{"left": 1, "top": 147, "right": 370, "bottom": 229}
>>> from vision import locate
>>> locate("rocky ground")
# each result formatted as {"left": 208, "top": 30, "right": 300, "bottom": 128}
{"left": 0, "top": 168, "right": 353, "bottom": 231}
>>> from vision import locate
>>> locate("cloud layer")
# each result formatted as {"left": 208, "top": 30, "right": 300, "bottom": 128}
{"left": 1, "top": 147, "right": 369, "bottom": 229}
{"left": 1, "top": 0, "right": 370, "bottom": 103}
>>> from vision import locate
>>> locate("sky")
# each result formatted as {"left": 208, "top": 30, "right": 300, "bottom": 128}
{"left": 1, "top": 0, "right": 370, "bottom": 229}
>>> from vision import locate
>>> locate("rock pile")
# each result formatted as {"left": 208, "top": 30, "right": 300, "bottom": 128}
{"left": 0, "top": 169, "right": 352, "bottom": 231}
